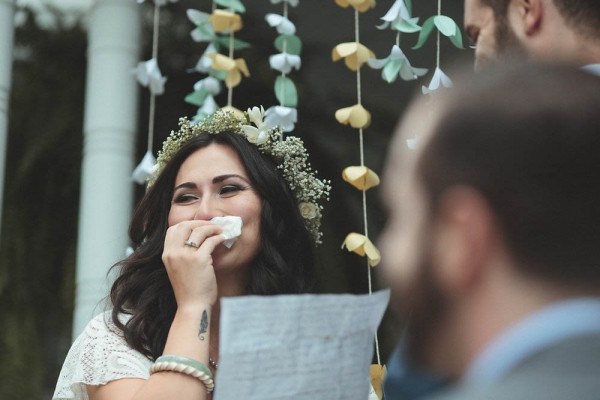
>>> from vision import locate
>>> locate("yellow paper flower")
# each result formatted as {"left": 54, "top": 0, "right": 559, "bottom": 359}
{"left": 335, "top": 104, "right": 371, "bottom": 129}
{"left": 342, "top": 232, "right": 381, "bottom": 267}
{"left": 208, "top": 53, "right": 250, "bottom": 88}
{"left": 370, "top": 364, "right": 387, "bottom": 400}
{"left": 332, "top": 42, "right": 375, "bottom": 71}
{"left": 209, "top": 9, "right": 243, "bottom": 33}
{"left": 335, "top": 0, "right": 376, "bottom": 13}
{"left": 342, "top": 166, "right": 380, "bottom": 191}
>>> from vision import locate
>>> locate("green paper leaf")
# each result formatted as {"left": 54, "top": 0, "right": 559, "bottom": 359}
{"left": 405, "top": 0, "right": 412, "bottom": 15}
{"left": 275, "top": 76, "right": 298, "bottom": 107}
{"left": 412, "top": 16, "right": 435, "bottom": 49}
{"left": 274, "top": 34, "right": 302, "bottom": 56}
{"left": 448, "top": 30, "right": 464, "bottom": 49}
{"left": 393, "top": 19, "right": 421, "bottom": 33}
{"left": 185, "top": 89, "right": 209, "bottom": 107}
{"left": 382, "top": 60, "right": 402, "bottom": 83}
{"left": 210, "top": 70, "right": 228, "bottom": 81}
{"left": 215, "top": 35, "right": 252, "bottom": 51}
{"left": 433, "top": 15, "right": 457, "bottom": 37}
{"left": 214, "top": 0, "right": 245, "bottom": 13}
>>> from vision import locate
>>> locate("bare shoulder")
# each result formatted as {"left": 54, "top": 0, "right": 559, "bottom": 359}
{"left": 87, "top": 378, "right": 146, "bottom": 400}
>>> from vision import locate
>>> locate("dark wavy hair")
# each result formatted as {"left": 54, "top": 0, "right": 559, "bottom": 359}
{"left": 110, "top": 131, "right": 316, "bottom": 360}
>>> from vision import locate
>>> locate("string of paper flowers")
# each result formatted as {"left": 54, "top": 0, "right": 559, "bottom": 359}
{"left": 131, "top": 0, "right": 177, "bottom": 185}
{"left": 332, "top": 1, "right": 384, "bottom": 399}
{"left": 264, "top": 0, "right": 301, "bottom": 134}
{"left": 185, "top": 0, "right": 251, "bottom": 122}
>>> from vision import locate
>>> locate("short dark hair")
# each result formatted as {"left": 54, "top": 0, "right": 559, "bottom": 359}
{"left": 110, "top": 131, "right": 316, "bottom": 360}
{"left": 417, "top": 63, "right": 600, "bottom": 289}
{"left": 481, "top": 0, "right": 600, "bottom": 38}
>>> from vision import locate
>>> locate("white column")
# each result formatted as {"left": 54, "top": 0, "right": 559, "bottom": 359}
{"left": 73, "top": 0, "right": 141, "bottom": 337}
{"left": 0, "top": 0, "right": 15, "bottom": 240}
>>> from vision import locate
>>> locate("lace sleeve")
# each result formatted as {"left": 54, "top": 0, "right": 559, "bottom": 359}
{"left": 52, "top": 311, "right": 153, "bottom": 400}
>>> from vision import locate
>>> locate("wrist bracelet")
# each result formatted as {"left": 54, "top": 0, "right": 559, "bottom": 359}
{"left": 150, "top": 355, "right": 214, "bottom": 393}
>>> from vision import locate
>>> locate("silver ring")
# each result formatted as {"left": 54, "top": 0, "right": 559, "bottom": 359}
{"left": 184, "top": 239, "right": 199, "bottom": 248}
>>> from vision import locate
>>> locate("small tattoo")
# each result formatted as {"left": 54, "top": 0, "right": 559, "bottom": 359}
{"left": 199, "top": 309, "right": 208, "bottom": 341}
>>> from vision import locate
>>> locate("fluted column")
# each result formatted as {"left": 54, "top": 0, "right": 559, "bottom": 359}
{"left": 0, "top": 0, "right": 15, "bottom": 240}
{"left": 73, "top": 0, "right": 141, "bottom": 337}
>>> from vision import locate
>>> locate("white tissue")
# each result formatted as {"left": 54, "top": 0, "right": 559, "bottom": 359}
{"left": 211, "top": 216, "right": 243, "bottom": 248}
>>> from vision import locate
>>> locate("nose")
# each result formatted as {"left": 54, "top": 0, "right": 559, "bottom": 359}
{"left": 193, "top": 195, "right": 219, "bottom": 221}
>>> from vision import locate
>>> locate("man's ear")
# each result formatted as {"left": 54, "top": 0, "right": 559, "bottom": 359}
{"left": 510, "top": 0, "right": 544, "bottom": 36}
{"left": 431, "top": 186, "right": 498, "bottom": 297}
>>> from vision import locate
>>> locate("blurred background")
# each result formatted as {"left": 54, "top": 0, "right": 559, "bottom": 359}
{"left": 0, "top": 0, "right": 468, "bottom": 398}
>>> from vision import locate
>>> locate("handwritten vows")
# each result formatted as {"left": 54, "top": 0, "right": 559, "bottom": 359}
{"left": 214, "top": 290, "right": 390, "bottom": 400}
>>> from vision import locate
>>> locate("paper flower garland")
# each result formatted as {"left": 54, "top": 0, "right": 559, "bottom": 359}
{"left": 264, "top": 0, "right": 302, "bottom": 133}
{"left": 377, "top": 0, "right": 420, "bottom": 32}
{"left": 368, "top": 45, "right": 428, "bottom": 83}
{"left": 422, "top": 67, "right": 453, "bottom": 94}
{"left": 333, "top": 2, "right": 383, "bottom": 393}
{"left": 185, "top": 1, "right": 251, "bottom": 122}
{"left": 134, "top": 58, "right": 167, "bottom": 95}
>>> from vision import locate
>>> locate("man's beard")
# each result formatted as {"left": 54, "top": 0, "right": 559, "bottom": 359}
{"left": 495, "top": 13, "right": 527, "bottom": 61}
{"left": 396, "top": 229, "right": 449, "bottom": 371}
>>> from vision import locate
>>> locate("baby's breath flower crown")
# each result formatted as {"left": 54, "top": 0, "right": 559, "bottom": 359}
{"left": 153, "top": 107, "right": 331, "bottom": 244}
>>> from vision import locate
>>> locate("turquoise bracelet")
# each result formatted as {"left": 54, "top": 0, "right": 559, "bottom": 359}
{"left": 150, "top": 354, "right": 214, "bottom": 393}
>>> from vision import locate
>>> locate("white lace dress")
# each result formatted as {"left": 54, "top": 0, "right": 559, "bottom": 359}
{"left": 53, "top": 311, "right": 153, "bottom": 400}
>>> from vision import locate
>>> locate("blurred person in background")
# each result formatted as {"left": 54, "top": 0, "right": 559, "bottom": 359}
{"left": 380, "top": 63, "right": 600, "bottom": 399}
{"left": 463, "top": 0, "right": 600, "bottom": 73}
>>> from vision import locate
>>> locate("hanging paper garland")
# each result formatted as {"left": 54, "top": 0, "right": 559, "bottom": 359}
{"left": 332, "top": 1, "right": 383, "bottom": 397}
{"left": 185, "top": 0, "right": 251, "bottom": 121}
{"left": 264, "top": 0, "right": 302, "bottom": 134}
{"left": 368, "top": 0, "right": 427, "bottom": 83}
{"left": 132, "top": 0, "right": 180, "bottom": 185}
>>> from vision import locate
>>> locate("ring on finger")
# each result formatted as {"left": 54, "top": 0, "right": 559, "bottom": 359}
{"left": 184, "top": 239, "right": 200, "bottom": 248}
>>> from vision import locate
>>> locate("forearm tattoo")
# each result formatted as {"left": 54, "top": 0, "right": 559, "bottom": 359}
{"left": 198, "top": 309, "right": 208, "bottom": 341}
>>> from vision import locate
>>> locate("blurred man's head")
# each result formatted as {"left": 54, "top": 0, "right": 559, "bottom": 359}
{"left": 380, "top": 63, "right": 600, "bottom": 379}
{"left": 464, "top": 0, "right": 600, "bottom": 69}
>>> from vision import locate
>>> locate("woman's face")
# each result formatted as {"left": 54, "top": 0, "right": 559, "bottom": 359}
{"left": 168, "top": 143, "right": 262, "bottom": 274}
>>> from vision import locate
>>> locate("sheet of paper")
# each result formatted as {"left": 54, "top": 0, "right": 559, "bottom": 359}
{"left": 214, "top": 290, "right": 390, "bottom": 400}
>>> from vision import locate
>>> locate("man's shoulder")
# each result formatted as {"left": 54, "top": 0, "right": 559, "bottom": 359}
{"left": 428, "top": 334, "right": 600, "bottom": 400}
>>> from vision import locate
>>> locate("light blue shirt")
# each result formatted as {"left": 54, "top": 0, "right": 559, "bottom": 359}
{"left": 582, "top": 64, "right": 600, "bottom": 76}
{"left": 464, "top": 298, "right": 600, "bottom": 386}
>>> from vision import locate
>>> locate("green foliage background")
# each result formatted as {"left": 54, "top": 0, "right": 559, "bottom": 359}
{"left": 0, "top": 2, "right": 466, "bottom": 398}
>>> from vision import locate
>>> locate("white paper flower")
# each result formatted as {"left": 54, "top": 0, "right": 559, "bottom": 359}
{"left": 270, "top": 0, "right": 299, "bottom": 6}
{"left": 193, "top": 76, "right": 221, "bottom": 95}
{"left": 299, "top": 202, "right": 318, "bottom": 219}
{"left": 199, "top": 95, "right": 218, "bottom": 115}
{"left": 187, "top": 9, "right": 214, "bottom": 43}
{"left": 265, "top": 105, "right": 297, "bottom": 132}
{"left": 368, "top": 45, "right": 428, "bottom": 82}
{"left": 133, "top": 58, "right": 167, "bottom": 95}
{"left": 377, "top": 0, "right": 421, "bottom": 32}
{"left": 265, "top": 13, "right": 296, "bottom": 35}
{"left": 269, "top": 52, "right": 301, "bottom": 74}
{"left": 132, "top": 150, "right": 157, "bottom": 184}
{"left": 194, "top": 44, "right": 218, "bottom": 73}
{"left": 422, "top": 67, "right": 454, "bottom": 94}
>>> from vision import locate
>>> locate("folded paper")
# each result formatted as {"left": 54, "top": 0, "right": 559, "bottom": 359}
{"left": 413, "top": 15, "right": 464, "bottom": 50}
{"left": 377, "top": 0, "right": 421, "bottom": 32}
{"left": 265, "top": 105, "right": 297, "bottom": 132}
{"left": 422, "top": 67, "right": 453, "bottom": 95}
{"left": 193, "top": 76, "right": 222, "bottom": 95}
{"left": 212, "top": 216, "right": 243, "bottom": 248}
{"left": 342, "top": 166, "right": 380, "bottom": 191}
{"left": 132, "top": 150, "right": 157, "bottom": 185}
{"left": 265, "top": 13, "right": 296, "bottom": 35}
{"left": 370, "top": 364, "right": 387, "bottom": 400}
{"left": 209, "top": 9, "right": 243, "bottom": 33}
{"left": 133, "top": 58, "right": 167, "bottom": 95}
{"left": 335, "top": 104, "right": 371, "bottom": 129}
{"left": 208, "top": 53, "right": 250, "bottom": 88}
{"left": 342, "top": 232, "right": 381, "bottom": 267}
{"left": 269, "top": 52, "right": 301, "bottom": 74}
{"left": 332, "top": 42, "right": 375, "bottom": 71}
{"left": 194, "top": 44, "right": 218, "bottom": 73}
{"left": 187, "top": 9, "right": 215, "bottom": 42}
{"left": 368, "top": 45, "right": 428, "bottom": 83}
{"left": 335, "top": 0, "right": 376, "bottom": 13}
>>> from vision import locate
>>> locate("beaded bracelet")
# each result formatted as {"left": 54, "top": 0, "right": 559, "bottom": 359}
{"left": 150, "top": 355, "right": 215, "bottom": 393}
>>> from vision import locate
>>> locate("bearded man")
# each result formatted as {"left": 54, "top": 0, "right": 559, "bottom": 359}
{"left": 380, "top": 63, "right": 600, "bottom": 399}
{"left": 463, "top": 0, "right": 600, "bottom": 73}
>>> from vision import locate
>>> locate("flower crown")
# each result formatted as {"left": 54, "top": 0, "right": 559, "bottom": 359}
{"left": 153, "top": 106, "right": 331, "bottom": 244}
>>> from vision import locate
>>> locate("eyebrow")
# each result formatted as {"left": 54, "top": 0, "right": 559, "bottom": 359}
{"left": 173, "top": 174, "right": 250, "bottom": 191}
